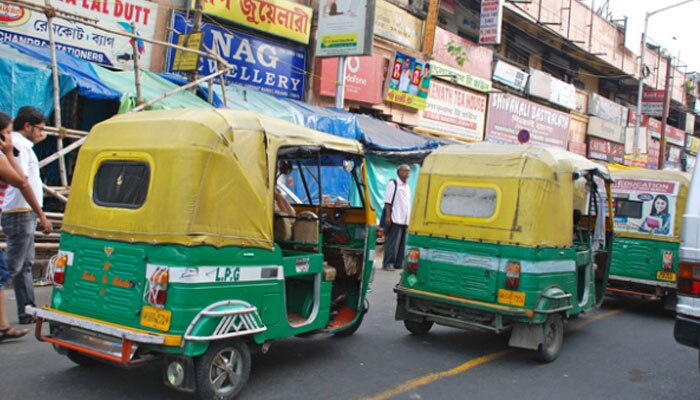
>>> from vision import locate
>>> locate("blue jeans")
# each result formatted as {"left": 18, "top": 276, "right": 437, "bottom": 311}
{"left": 1, "top": 212, "right": 37, "bottom": 319}
{"left": 383, "top": 223, "right": 407, "bottom": 269}
{"left": 0, "top": 249, "right": 8, "bottom": 289}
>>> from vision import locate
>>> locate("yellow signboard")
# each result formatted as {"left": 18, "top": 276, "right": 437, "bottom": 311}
{"left": 198, "top": 0, "right": 313, "bottom": 44}
{"left": 172, "top": 32, "right": 203, "bottom": 72}
{"left": 687, "top": 135, "right": 700, "bottom": 154}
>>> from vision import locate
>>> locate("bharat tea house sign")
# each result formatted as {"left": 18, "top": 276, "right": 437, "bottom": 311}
{"left": 315, "top": 0, "right": 375, "bottom": 57}
{"left": 478, "top": 0, "right": 502, "bottom": 45}
{"left": 167, "top": 12, "right": 307, "bottom": 100}
{"left": 0, "top": 0, "right": 158, "bottom": 69}
{"left": 419, "top": 81, "right": 487, "bottom": 141}
{"left": 385, "top": 51, "right": 432, "bottom": 110}
{"left": 199, "top": 0, "right": 313, "bottom": 44}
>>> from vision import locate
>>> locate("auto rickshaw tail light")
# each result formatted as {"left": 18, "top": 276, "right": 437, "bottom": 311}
{"left": 505, "top": 261, "right": 521, "bottom": 289}
{"left": 678, "top": 261, "right": 700, "bottom": 296}
{"left": 49, "top": 254, "right": 68, "bottom": 285}
{"left": 406, "top": 249, "right": 420, "bottom": 274}
{"left": 147, "top": 269, "right": 169, "bottom": 307}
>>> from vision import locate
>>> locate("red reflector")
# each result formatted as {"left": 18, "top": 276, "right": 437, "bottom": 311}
{"left": 505, "top": 261, "right": 521, "bottom": 289}
{"left": 678, "top": 261, "right": 700, "bottom": 296}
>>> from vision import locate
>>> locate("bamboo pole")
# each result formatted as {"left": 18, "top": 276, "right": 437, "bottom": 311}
{"left": 218, "top": 62, "right": 228, "bottom": 108}
{"left": 131, "top": 22, "right": 144, "bottom": 106}
{"left": 44, "top": 0, "right": 68, "bottom": 187}
{"left": 129, "top": 68, "right": 229, "bottom": 113}
{"left": 43, "top": 184, "right": 68, "bottom": 202}
{"left": 39, "top": 136, "right": 86, "bottom": 168}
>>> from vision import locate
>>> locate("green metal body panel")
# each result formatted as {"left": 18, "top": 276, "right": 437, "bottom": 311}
{"left": 51, "top": 227, "right": 374, "bottom": 357}
{"left": 608, "top": 235, "right": 679, "bottom": 293}
{"left": 395, "top": 234, "right": 599, "bottom": 330}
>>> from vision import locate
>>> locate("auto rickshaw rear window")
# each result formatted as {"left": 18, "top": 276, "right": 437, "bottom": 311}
{"left": 93, "top": 161, "right": 150, "bottom": 208}
{"left": 440, "top": 185, "right": 497, "bottom": 218}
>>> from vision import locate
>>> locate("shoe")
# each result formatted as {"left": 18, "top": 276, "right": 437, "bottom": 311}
{"left": 18, "top": 316, "right": 36, "bottom": 325}
{"left": 0, "top": 326, "right": 29, "bottom": 342}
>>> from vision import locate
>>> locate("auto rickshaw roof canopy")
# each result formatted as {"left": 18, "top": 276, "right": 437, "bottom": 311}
{"left": 609, "top": 167, "right": 690, "bottom": 241}
{"left": 409, "top": 143, "right": 610, "bottom": 248}
{"left": 62, "top": 109, "right": 363, "bottom": 249}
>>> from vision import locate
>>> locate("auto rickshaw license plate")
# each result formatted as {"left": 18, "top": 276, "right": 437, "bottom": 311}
{"left": 140, "top": 306, "right": 172, "bottom": 331}
{"left": 656, "top": 271, "right": 677, "bottom": 282}
{"left": 497, "top": 289, "right": 526, "bottom": 307}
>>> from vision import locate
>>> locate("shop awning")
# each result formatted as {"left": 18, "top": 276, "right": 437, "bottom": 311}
{"left": 0, "top": 42, "right": 76, "bottom": 117}
{"left": 9, "top": 42, "right": 121, "bottom": 101}
{"left": 357, "top": 115, "right": 440, "bottom": 153}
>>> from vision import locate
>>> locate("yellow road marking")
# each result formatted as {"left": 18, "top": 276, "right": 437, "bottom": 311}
{"left": 362, "top": 308, "right": 624, "bottom": 400}
{"left": 361, "top": 349, "right": 514, "bottom": 400}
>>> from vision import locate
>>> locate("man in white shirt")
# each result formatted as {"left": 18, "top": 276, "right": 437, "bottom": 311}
{"left": 397, "top": 58, "right": 412, "bottom": 93}
{"left": 382, "top": 164, "right": 411, "bottom": 271}
{"left": 2, "top": 106, "right": 49, "bottom": 324}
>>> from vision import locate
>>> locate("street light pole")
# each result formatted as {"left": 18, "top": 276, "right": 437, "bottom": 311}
{"left": 633, "top": 0, "right": 698, "bottom": 158}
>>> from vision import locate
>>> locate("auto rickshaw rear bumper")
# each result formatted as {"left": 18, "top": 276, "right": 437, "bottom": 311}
{"left": 394, "top": 285, "right": 534, "bottom": 332}
{"left": 25, "top": 306, "right": 181, "bottom": 365}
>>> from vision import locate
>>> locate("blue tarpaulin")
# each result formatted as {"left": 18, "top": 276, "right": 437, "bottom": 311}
{"left": 9, "top": 42, "right": 121, "bottom": 101}
{"left": 0, "top": 43, "right": 76, "bottom": 117}
{"left": 356, "top": 115, "right": 440, "bottom": 152}
{"left": 278, "top": 98, "right": 362, "bottom": 141}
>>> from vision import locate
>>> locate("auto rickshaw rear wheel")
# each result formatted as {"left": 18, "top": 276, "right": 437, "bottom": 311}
{"left": 195, "top": 339, "right": 251, "bottom": 400}
{"left": 404, "top": 319, "right": 434, "bottom": 335}
{"left": 535, "top": 314, "right": 564, "bottom": 363}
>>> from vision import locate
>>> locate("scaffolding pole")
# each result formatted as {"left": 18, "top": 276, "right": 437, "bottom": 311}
{"left": 44, "top": 0, "right": 68, "bottom": 187}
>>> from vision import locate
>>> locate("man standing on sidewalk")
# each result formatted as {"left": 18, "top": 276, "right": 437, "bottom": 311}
{"left": 382, "top": 164, "right": 411, "bottom": 271}
{"left": 3, "top": 106, "right": 49, "bottom": 324}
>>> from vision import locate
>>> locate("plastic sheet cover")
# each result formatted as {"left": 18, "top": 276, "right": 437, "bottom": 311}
{"left": 0, "top": 43, "right": 76, "bottom": 117}
{"left": 95, "top": 68, "right": 213, "bottom": 113}
{"left": 357, "top": 115, "right": 439, "bottom": 152}
{"left": 9, "top": 42, "right": 120, "bottom": 101}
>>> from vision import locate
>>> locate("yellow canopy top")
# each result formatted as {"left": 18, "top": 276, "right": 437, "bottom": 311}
{"left": 409, "top": 143, "right": 609, "bottom": 248}
{"left": 609, "top": 168, "right": 690, "bottom": 240}
{"left": 63, "top": 109, "right": 363, "bottom": 249}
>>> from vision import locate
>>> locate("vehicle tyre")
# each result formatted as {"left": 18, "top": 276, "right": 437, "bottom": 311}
{"left": 195, "top": 339, "right": 251, "bottom": 400}
{"left": 66, "top": 350, "right": 101, "bottom": 366}
{"left": 535, "top": 314, "right": 564, "bottom": 363}
{"left": 333, "top": 301, "right": 369, "bottom": 337}
{"left": 404, "top": 319, "right": 433, "bottom": 335}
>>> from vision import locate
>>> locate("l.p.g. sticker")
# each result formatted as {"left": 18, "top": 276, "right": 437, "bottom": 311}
{"left": 295, "top": 258, "right": 310, "bottom": 273}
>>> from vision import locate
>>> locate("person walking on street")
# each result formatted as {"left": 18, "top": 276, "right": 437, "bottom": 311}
{"left": 2, "top": 106, "right": 51, "bottom": 325}
{"left": 382, "top": 164, "right": 411, "bottom": 271}
{"left": 0, "top": 112, "right": 51, "bottom": 341}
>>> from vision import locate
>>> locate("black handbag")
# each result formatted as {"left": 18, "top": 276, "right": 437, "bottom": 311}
{"left": 379, "top": 179, "right": 397, "bottom": 229}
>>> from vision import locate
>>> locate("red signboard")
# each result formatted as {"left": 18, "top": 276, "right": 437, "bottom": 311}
{"left": 587, "top": 137, "right": 623, "bottom": 164}
{"left": 643, "top": 116, "right": 662, "bottom": 136}
{"left": 664, "top": 125, "right": 686, "bottom": 147}
{"left": 432, "top": 28, "right": 493, "bottom": 80}
{"left": 485, "top": 93, "right": 570, "bottom": 149}
{"left": 647, "top": 138, "right": 660, "bottom": 169}
{"left": 315, "top": 55, "right": 385, "bottom": 104}
{"left": 568, "top": 141, "right": 587, "bottom": 157}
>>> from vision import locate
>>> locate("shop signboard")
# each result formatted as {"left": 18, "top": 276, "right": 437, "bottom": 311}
{"left": 686, "top": 135, "right": 700, "bottom": 154}
{"left": 527, "top": 69, "right": 576, "bottom": 110}
{"left": 0, "top": 0, "right": 158, "bottom": 69}
{"left": 385, "top": 51, "right": 432, "bottom": 110}
{"left": 374, "top": 0, "right": 423, "bottom": 50}
{"left": 167, "top": 12, "right": 307, "bottom": 100}
{"left": 418, "top": 81, "right": 487, "bottom": 141}
{"left": 316, "top": 0, "right": 375, "bottom": 57}
{"left": 587, "top": 116, "right": 625, "bottom": 144}
{"left": 492, "top": 60, "right": 528, "bottom": 91}
{"left": 479, "top": 0, "right": 502, "bottom": 45}
{"left": 315, "top": 55, "right": 384, "bottom": 104}
{"left": 587, "top": 137, "right": 623, "bottom": 164}
{"left": 641, "top": 89, "right": 664, "bottom": 117}
{"left": 198, "top": 0, "right": 313, "bottom": 44}
{"left": 432, "top": 28, "right": 492, "bottom": 80}
{"left": 589, "top": 93, "right": 627, "bottom": 126}
{"left": 686, "top": 113, "right": 696, "bottom": 134}
{"left": 664, "top": 125, "right": 686, "bottom": 147}
{"left": 485, "top": 93, "right": 570, "bottom": 149}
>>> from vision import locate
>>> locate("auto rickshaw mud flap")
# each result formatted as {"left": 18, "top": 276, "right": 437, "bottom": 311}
{"left": 181, "top": 300, "right": 267, "bottom": 356}
{"left": 509, "top": 287, "right": 572, "bottom": 350}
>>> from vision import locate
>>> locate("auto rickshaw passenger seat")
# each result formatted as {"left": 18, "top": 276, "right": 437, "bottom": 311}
{"left": 293, "top": 211, "right": 319, "bottom": 244}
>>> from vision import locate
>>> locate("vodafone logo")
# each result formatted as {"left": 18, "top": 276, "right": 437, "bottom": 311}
{"left": 345, "top": 57, "right": 367, "bottom": 86}
{"left": 0, "top": 4, "right": 30, "bottom": 27}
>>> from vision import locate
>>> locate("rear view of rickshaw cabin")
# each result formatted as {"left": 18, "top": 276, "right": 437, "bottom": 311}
{"left": 28, "top": 109, "right": 376, "bottom": 400}
{"left": 607, "top": 168, "right": 690, "bottom": 305}
{"left": 394, "top": 144, "right": 613, "bottom": 362}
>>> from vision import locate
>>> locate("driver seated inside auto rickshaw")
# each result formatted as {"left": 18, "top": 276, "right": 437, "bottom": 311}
{"left": 274, "top": 188, "right": 296, "bottom": 241}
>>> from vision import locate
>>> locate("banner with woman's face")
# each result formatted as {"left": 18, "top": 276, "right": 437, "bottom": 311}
{"left": 611, "top": 178, "right": 678, "bottom": 237}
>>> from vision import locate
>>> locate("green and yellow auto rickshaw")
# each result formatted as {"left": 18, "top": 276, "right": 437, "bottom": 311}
{"left": 26, "top": 109, "right": 377, "bottom": 399}
{"left": 606, "top": 167, "right": 690, "bottom": 307}
{"left": 394, "top": 143, "right": 614, "bottom": 362}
